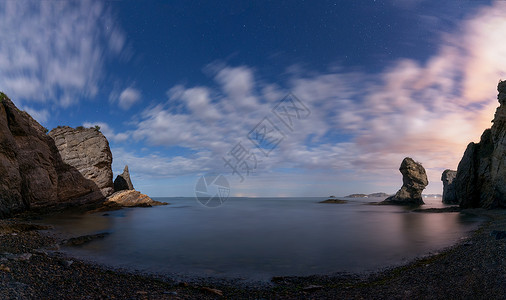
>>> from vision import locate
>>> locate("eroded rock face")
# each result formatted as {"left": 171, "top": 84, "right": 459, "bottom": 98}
{"left": 441, "top": 169, "right": 458, "bottom": 204}
{"left": 114, "top": 165, "right": 134, "bottom": 192}
{"left": 0, "top": 94, "right": 103, "bottom": 217}
{"left": 105, "top": 190, "right": 166, "bottom": 207}
{"left": 453, "top": 81, "right": 506, "bottom": 208}
{"left": 49, "top": 126, "right": 114, "bottom": 197}
{"left": 380, "top": 157, "right": 428, "bottom": 205}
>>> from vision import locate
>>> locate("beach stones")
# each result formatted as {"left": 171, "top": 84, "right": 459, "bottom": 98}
{"left": 380, "top": 157, "right": 428, "bottom": 205}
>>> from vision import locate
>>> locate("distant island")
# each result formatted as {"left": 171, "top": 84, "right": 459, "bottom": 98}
{"left": 344, "top": 193, "right": 390, "bottom": 198}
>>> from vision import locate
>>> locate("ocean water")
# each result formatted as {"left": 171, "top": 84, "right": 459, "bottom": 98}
{"left": 40, "top": 197, "right": 482, "bottom": 281}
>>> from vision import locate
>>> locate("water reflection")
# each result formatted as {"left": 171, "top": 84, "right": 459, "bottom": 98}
{"left": 38, "top": 197, "right": 482, "bottom": 280}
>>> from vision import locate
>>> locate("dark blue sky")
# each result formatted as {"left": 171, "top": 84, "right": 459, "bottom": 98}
{"left": 0, "top": 0, "right": 502, "bottom": 196}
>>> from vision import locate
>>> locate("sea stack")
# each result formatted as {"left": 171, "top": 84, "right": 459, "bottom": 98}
{"left": 441, "top": 169, "right": 458, "bottom": 204}
{"left": 380, "top": 157, "right": 428, "bottom": 205}
{"left": 114, "top": 165, "right": 134, "bottom": 192}
{"left": 453, "top": 80, "right": 506, "bottom": 208}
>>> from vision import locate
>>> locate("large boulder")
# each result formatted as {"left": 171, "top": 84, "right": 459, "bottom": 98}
{"left": 380, "top": 157, "right": 428, "bottom": 205}
{"left": 49, "top": 126, "right": 114, "bottom": 197}
{"left": 0, "top": 93, "right": 103, "bottom": 217}
{"left": 105, "top": 190, "right": 166, "bottom": 207}
{"left": 453, "top": 81, "right": 506, "bottom": 208}
{"left": 441, "top": 169, "right": 458, "bottom": 204}
{"left": 114, "top": 165, "right": 134, "bottom": 192}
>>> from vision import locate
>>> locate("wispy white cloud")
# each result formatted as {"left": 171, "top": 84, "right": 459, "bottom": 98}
{"left": 105, "top": 1, "right": 506, "bottom": 195}
{"left": 111, "top": 147, "right": 213, "bottom": 179}
{"left": 0, "top": 0, "right": 125, "bottom": 107}
{"left": 118, "top": 87, "right": 141, "bottom": 110}
{"left": 22, "top": 106, "right": 49, "bottom": 124}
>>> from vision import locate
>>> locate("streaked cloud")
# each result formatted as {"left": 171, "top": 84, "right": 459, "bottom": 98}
{"left": 117, "top": 2, "right": 506, "bottom": 194}
{"left": 0, "top": 0, "right": 125, "bottom": 107}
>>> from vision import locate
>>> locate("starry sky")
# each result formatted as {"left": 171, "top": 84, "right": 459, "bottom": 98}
{"left": 1, "top": 0, "right": 505, "bottom": 197}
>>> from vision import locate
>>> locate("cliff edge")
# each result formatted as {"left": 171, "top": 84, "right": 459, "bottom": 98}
{"left": 454, "top": 81, "right": 506, "bottom": 208}
{"left": 49, "top": 126, "right": 114, "bottom": 197}
{"left": 0, "top": 93, "right": 104, "bottom": 217}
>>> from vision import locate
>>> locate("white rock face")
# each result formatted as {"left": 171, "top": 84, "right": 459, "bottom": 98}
{"left": 49, "top": 126, "right": 114, "bottom": 197}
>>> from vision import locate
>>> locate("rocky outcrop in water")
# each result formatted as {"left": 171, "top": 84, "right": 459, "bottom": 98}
{"left": 105, "top": 190, "right": 166, "bottom": 207}
{"left": 113, "top": 165, "right": 134, "bottom": 192}
{"left": 0, "top": 93, "right": 103, "bottom": 218}
{"left": 441, "top": 169, "right": 458, "bottom": 204}
{"left": 453, "top": 81, "right": 506, "bottom": 208}
{"left": 49, "top": 126, "right": 114, "bottom": 197}
{"left": 380, "top": 157, "right": 428, "bottom": 205}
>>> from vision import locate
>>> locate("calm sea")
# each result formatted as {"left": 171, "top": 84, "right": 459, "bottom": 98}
{"left": 40, "top": 196, "right": 482, "bottom": 281}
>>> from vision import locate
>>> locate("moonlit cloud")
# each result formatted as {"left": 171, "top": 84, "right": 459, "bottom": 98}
{"left": 0, "top": 0, "right": 125, "bottom": 107}
{"left": 118, "top": 87, "right": 141, "bottom": 110}
{"left": 3, "top": 0, "right": 503, "bottom": 196}
{"left": 117, "top": 2, "right": 506, "bottom": 194}
{"left": 111, "top": 147, "right": 213, "bottom": 179}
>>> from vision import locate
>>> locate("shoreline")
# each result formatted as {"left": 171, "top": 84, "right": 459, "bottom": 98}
{"left": 1, "top": 209, "right": 505, "bottom": 299}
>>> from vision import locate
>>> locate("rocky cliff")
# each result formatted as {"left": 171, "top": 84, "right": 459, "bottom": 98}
{"left": 380, "top": 157, "right": 428, "bottom": 205}
{"left": 0, "top": 93, "right": 104, "bottom": 217}
{"left": 441, "top": 169, "right": 458, "bottom": 204}
{"left": 49, "top": 126, "right": 114, "bottom": 197}
{"left": 453, "top": 81, "right": 506, "bottom": 208}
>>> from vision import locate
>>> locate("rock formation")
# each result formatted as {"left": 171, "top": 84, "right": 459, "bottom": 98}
{"left": 49, "top": 126, "right": 114, "bottom": 197}
{"left": 0, "top": 93, "right": 104, "bottom": 217}
{"left": 114, "top": 165, "right": 134, "bottom": 192}
{"left": 105, "top": 190, "right": 166, "bottom": 207}
{"left": 441, "top": 169, "right": 458, "bottom": 204}
{"left": 380, "top": 157, "right": 428, "bottom": 205}
{"left": 453, "top": 81, "right": 506, "bottom": 208}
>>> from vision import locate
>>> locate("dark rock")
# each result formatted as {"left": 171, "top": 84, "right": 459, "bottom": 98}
{"left": 319, "top": 199, "right": 347, "bottom": 204}
{"left": 114, "top": 165, "right": 134, "bottom": 192}
{"left": 380, "top": 157, "right": 428, "bottom": 205}
{"left": 0, "top": 94, "right": 104, "bottom": 218}
{"left": 441, "top": 169, "right": 458, "bottom": 204}
{"left": 63, "top": 232, "right": 110, "bottom": 246}
{"left": 412, "top": 207, "right": 461, "bottom": 213}
{"left": 490, "top": 230, "right": 506, "bottom": 240}
{"left": 454, "top": 81, "right": 506, "bottom": 208}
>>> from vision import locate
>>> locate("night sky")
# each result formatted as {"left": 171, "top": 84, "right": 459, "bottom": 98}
{"left": 0, "top": 0, "right": 504, "bottom": 197}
